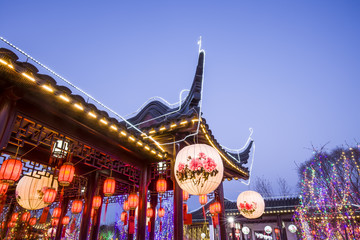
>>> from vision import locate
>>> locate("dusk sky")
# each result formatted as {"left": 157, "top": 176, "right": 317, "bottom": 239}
{"left": 1, "top": 1, "right": 360, "bottom": 212}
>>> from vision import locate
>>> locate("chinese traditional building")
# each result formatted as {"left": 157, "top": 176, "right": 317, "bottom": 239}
{"left": 0, "top": 43, "right": 254, "bottom": 240}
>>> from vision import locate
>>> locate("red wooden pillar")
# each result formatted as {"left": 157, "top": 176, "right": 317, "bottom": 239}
{"left": 0, "top": 87, "right": 20, "bottom": 150}
{"left": 90, "top": 193, "right": 103, "bottom": 240}
{"left": 174, "top": 180, "right": 183, "bottom": 240}
{"left": 149, "top": 192, "right": 158, "bottom": 240}
{"left": 217, "top": 182, "right": 227, "bottom": 240}
{"left": 79, "top": 172, "right": 99, "bottom": 240}
{"left": 136, "top": 166, "right": 148, "bottom": 240}
{"left": 55, "top": 198, "right": 69, "bottom": 240}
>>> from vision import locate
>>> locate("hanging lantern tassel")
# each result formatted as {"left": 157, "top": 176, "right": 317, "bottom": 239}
{"left": 62, "top": 227, "right": 66, "bottom": 238}
{"left": 39, "top": 207, "right": 50, "bottom": 224}
{"left": 160, "top": 220, "right": 162, "bottom": 232}
{"left": 103, "top": 198, "right": 109, "bottom": 222}
{"left": 212, "top": 214, "right": 219, "bottom": 227}
{"left": 148, "top": 220, "right": 151, "bottom": 232}
{"left": 202, "top": 206, "right": 206, "bottom": 220}
{"left": 129, "top": 215, "right": 135, "bottom": 234}
{"left": 70, "top": 218, "right": 76, "bottom": 233}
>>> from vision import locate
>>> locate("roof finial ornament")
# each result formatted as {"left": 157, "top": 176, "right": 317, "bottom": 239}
{"left": 197, "top": 36, "right": 202, "bottom": 53}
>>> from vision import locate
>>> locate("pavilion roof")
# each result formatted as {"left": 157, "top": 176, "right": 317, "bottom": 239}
{"left": 125, "top": 51, "right": 253, "bottom": 179}
{"left": 0, "top": 48, "right": 166, "bottom": 162}
{"left": 190, "top": 196, "right": 300, "bottom": 223}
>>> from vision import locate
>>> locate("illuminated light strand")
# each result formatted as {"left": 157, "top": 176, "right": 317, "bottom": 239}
{"left": 74, "top": 103, "right": 84, "bottom": 111}
{"left": 22, "top": 72, "right": 35, "bottom": 82}
{"left": 88, "top": 112, "right": 97, "bottom": 118}
{"left": 0, "top": 58, "right": 13, "bottom": 69}
{"left": 59, "top": 94, "right": 70, "bottom": 102}
{"left": 42, "top": 85, "right": 54, "bottom": 92}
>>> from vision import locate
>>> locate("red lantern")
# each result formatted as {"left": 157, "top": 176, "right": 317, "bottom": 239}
{"left": 199, "top": 194, "right": 207, "bottom": 205}
{"left": 0, "top": 158, "right": 23, "bottom": 185}
{"left": 123, "top": 200, "right": 130, "bottom": 211}
{"left": 103, "top": 177, "right": 116, "bottom": 197}
{"left": 128, "top": 193, "right": 139, "bottom": 210}
{"left": 51, "top": 218, "right": 59, "bottom": 227}
{"left": 156, "top": 178, "right": 167, "bottom": 194}
{"left": 183, "top": 191, "right": 189, "bottom": 202}
{"left": 21, "top": 212, "right": 31, "bottom": 222}
{"left": 146, "top": 208, "right": 154, "bottom": 218}
{"left": 8, "top": 221, "right": 15, "bottom": 228}
{"left": 52, "top": 207, "right": 61, "bottom": 218}
{"left": 62, "top": 216, "right": 70, "bottom": 225}
{"left": 71, "top": 200, "right": 83, "bottom": 214}
{"left": 121, "top": 211, "right": 127, "bottom": 222}
{"left": 58, "top": 162, "right": 75, "bottom": 186}
{"left": 158, "top": 207, "right": 165, "bottom": 218}
{"left": 43, "top": 188, "right": 57, "bottom": 204}
{"left": 11, "top": 213, "right": 19, "bottom": 222}
{"left": 92, "top": 195, "right": 102, "bottom": 209}
{"left": 213, "top": 201, "right": 221, "bottom": 214}
{"left": 0, "top": 182, "right": 9, "bottom": 196}
{"left": 29, "top": 217, "right": 37, "bottom": 226}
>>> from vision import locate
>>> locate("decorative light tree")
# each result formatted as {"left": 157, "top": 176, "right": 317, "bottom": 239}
{"left": 294, "top": 148, "right": 360, "bottom": 239}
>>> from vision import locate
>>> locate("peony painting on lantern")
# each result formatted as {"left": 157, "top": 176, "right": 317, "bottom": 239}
{"left": 175, "top": 144, "right": 223, "bottom": 195}
{"left": 15, "top": 172, "right": 58, "bottom": 210}
{"left": 237, "top": 191, "right": 265, "bottom": 219}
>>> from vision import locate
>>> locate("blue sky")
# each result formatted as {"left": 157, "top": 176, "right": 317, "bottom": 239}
{"left": 1, "top": 1, "right": 360, "bottom": 212}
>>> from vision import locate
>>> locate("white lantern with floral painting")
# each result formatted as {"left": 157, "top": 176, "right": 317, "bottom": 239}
{"left": 242, "top": 226, "right": 250, "bottom": 235}
{"left": 175, "top": 144, "right": 223, "bottom": 195}
{"left": 288, "top": 224, "right": 297, "bottom": 233}
{"left": 16, "top": 172, "right": 58, "bottom": 210}
{"left": 237, "top": 190, "right": 265, "bottom": 219}
{"left": 264, "top": 226, "right": 272, "bottom": 234}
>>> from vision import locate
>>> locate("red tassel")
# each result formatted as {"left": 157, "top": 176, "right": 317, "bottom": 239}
{"left": 160, "top": 220, "right": 162, "bottom": 232}
{"left": 202, "top": 206, "right": 206, "bottom": 219}
{"left": 62, "top": 227, "right": 66, "bottom": 238}
{"left": 103, "top": 198, "right": 109, "bottom": 222}
{"left": 39, "top": 207, "right": 50, "bottom": 223}
{"left": 129, "top": 215, "right": 135, "bottom": 234}
{"left": 70, "top": 217, "right": 76, "bottom": 233}
{"left": 148, "top": 220, "right": 151, "bottom": 232}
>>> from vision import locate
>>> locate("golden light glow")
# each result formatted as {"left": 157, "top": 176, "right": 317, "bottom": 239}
{"left": 110, "top": 125, "right": 118, "bottom": 131}
{"left": 74, "top": 103, "right": 84, "bottom": 111}
{"left": 129, "top": 136, "right": 136, "bottom": 142}
{"left": 120, "top": 131, "right": 127, "bottom": 136}
{"left": 180, "top": 120, "right": 188, "bottom": 125}
{"left": 137, "top": 141, "right": 143, "bottom": 146}
{"left": 159, "top": 126, "right": 166, "bottom": 131}
{"left": 42, "top": 85, "right": 54, "bottom": 92}
{"left": 100, "top": 119, "right": 108, "bottom": 125}
{"left": 22, "top": 72, "right": 35, "bottom": 82}
{"left": 59, "top": 95, "right": 70, "bottom": 102}
{"left": 88, "top": 112, "right": 97, "bottom": 118}
{"left": 145, "top": 146, "right": 150, "bottom": 151}
{"left": 0, "top": 59, "right": 13, "bottom": 69}
{"left": 157, "top": 154, "right": 163, "bottom": 158}
{"left": 192, "top": 118, "right": 200, "bottom": 123}
{"left": 151, "top": 150, "right": 156, "bottom": 154}
{"left": 170, "top": 123, "right": 177, "bottom": 128}
{"left": 149, "top": 129, "right": 156, "bottom": 134}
